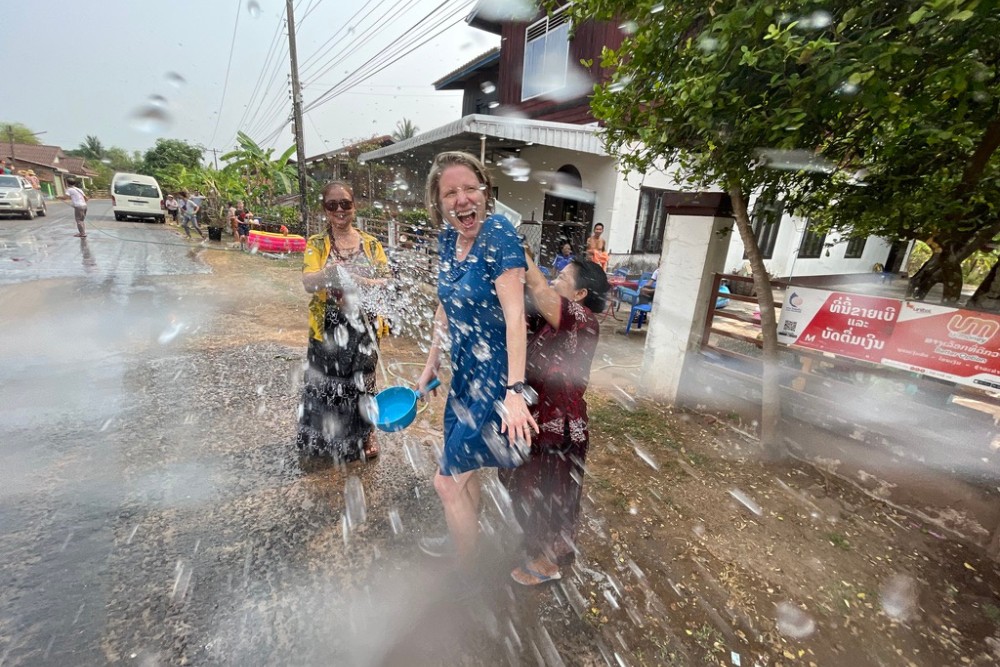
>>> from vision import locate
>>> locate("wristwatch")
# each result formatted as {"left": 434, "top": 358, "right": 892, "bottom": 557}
{"left": 506, "top": 381, "right": 526, "bottom": 394}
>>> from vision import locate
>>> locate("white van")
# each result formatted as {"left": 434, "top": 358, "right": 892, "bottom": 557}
{"left": 111, "top": 173, "right": 165, "bottom": 222}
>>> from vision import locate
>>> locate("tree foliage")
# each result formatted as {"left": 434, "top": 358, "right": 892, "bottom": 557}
{"left": 141, "top": 138, "right": 204, "bottom": 176}
{"left": 1, "top": 122, "right": 42, "bottom": 145}
{"left": 392, "top": 118, "right": 419, "bottom": 141}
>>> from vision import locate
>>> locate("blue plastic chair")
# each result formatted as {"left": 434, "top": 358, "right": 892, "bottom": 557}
{"left": 716, "top": 283, "right": 731, "bottom": 309}
{"left": 625, "top": 302, "right": 652, "bottom": 334}
{"left": 617, "top": 278, "right": 652, "bottom": 307}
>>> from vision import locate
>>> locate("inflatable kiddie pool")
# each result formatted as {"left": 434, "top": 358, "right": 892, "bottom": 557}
{"left": 248, "top": 229, "right": 306, "bottom": 253}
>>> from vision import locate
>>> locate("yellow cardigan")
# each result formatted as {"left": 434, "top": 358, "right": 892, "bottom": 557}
{"left": 303, "top": 231, "right": 390, "bottom": 342}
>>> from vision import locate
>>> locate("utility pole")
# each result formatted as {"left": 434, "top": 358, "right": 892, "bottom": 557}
{"left": 6, "top": 125, "right": 16, "bottom": 170}
{"left": 208, "top": 148, "right": 220, "bottom": 170}
{"left": 285, "top": 0, "right": 311, "bottom": 236}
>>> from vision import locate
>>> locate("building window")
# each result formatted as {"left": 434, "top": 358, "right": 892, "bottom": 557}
{"left": 522, "top": 7, "right": 571, "bottom": 101}
{"left": 798, "top": 222, "right": 827, "bottom": 259}
{"left": 745, "top": 190, "right": 783, "bottom": 259}
{"left": 632, "top": 187, "right": 668, "bottom": 254}
{"left": 844, "top": 236, "right": 867, "bottom": 259}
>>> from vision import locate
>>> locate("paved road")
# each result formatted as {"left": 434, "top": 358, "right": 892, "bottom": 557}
{"left": 0, "top": 202, "right": 593, "bottom": 665}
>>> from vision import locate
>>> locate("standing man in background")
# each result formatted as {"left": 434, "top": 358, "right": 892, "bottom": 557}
{"left": 66, "top": 178, "right": 88, "bottom": 238}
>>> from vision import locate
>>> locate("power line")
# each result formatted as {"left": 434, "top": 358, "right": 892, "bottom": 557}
{"left": 229, "top": 5, "right": 288, "bottom": 147}
{"left": 256, "top": 0, "right": 474, "bottom": 148}
{"left": 297, "top": 0, "right": 385, "bottom": 76}
{"left": 208, "top": 0, "right": 243, "bottom": 148}
{"left": 304, "top": 1, "right": 471, "bottom": 112}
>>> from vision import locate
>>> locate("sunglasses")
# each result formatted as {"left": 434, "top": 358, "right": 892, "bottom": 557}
{"left": 323, "top": 199, "right": 354, "bottom": 212}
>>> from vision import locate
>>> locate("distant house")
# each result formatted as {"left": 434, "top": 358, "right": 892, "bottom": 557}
{"left": 1, "top": 143, "right": 97, "bottom": 197}
{"left": 360, "top": 2, "right": 901, "bottom": 278}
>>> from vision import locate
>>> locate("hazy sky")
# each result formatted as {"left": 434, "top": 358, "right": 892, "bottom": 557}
{"left": 3, "top": 0, "right": 498, "bottom": 160}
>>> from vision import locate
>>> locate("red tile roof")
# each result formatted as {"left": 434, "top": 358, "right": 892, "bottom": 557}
{"left": 1, "top": 143, "right": 96, "bottom": 176}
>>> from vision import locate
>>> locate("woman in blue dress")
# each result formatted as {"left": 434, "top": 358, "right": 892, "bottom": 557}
{"left": 416, "top": 151, "right": 538, "bottom": 564}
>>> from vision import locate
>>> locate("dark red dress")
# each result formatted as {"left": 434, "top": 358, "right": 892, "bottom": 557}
{"left": 499, "top": 297, "right": 600, "bottom": 562}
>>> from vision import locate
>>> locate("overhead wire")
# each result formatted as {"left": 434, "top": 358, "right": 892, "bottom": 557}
{"left": 255, "top": 0, "right": 474, "bottom": 148}
{"left": 226, "top": 3, "right": 289, "bottom": 150}
{"left": 304, "top": 1, "right": 473, "bottom": 113}
{"left": 297, "top": 0, "right": 385, "bottom": 76}
{"left": 208, "top": 0, "right": 243, "bottom": 148}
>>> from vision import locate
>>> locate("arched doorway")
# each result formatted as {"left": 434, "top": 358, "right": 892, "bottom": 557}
{"left": 540, "top": 164, "right": 594, "bottom": 266}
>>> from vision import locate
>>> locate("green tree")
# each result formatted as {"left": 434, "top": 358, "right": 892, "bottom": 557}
{"left": 141, "top": 138, "right": 204, "bottom": 176}
{"left": 73, "top": 135, "right": 106, "bottom": 161}
{"left": 1, "top": 122, "right": 42, "bottom": 145}
{"left": 572, "top": 0, "right": 999, "bottom": 454}
{"left": 221, "top": 132, "right": 303, "bottom": 228}
{"left": 391, "top": 118, "right": 419, "bottom": 141}
{"left": 779, "top": 0, "right": 1000, "bottom": 308}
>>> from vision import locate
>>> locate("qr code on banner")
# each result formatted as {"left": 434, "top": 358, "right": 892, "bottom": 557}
{"left": 783, "top": 320, "right": 797, "bottom": 334}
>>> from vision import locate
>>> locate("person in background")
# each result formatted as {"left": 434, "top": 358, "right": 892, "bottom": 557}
{"left": 235, "top": 201, "right": 252, "bottom": 250}
{"left": 553, "top": 240, "right": 575, "bottom": 274}
{"left": 499, "top": 252, "right": 609, "bottom": 585}
{"left": 178, "top": 191, "right": 205, "bottom": 240}
{"left": 585, "top": 222, "right": 609, "bottom": 270}
{"left": 66, "top": 177, "right": 89, "bottom": 238}
{"left": 415, "top": 151, "right": 537, "bottom": 564}
{"left": 165, "top": 194, "right": 180, "bottom": 223}
{"left": 296, "top": 181, "right": 390, "bottom": 464}
{"left": 227, "top": 201, "right": 240, "bottom": 243}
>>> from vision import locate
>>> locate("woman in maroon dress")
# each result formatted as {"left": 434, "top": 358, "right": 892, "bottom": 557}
{"left": 499, "top": 253, "right": 610, "bottom": 585}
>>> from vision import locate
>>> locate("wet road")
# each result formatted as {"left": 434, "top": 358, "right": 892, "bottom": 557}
{"left": 0, "top": 202, "right": 587, "bottom": 665}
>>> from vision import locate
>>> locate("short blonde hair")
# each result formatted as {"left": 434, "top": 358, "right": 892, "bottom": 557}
{"left": 424, "top": 151, "right": 494, "bottom": 227}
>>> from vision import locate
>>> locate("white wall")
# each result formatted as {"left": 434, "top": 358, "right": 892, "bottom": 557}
{"left": 723, "top": 207, "right": 894, "bottom": 278}
{"left": 490, "top": 146, "right": 616, "bottom": 228}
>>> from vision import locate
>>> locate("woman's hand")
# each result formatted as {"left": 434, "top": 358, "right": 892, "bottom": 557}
{"left": 416, "top": 363, "right": 440, "bottom": 398}
{"left": 500, "top": 391, "right": 539, "bottom": 448}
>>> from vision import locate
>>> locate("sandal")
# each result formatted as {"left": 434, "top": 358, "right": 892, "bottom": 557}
{"left": 363, "top": 441, "right": 380, "bottom": 460}
{"left": 511, "top": 564, "right": 562, "bottom": 586}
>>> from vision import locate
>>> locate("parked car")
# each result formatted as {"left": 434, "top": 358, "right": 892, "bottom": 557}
{"left": 0, "top": 174, "right": 47, "bottom": 219}
{"left": 111, "top": 172, "right": 165, "bottom": 222}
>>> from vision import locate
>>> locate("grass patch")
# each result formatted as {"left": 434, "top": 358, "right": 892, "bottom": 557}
{"left": 825, "top": 532, "right": 851, "bottom": 550}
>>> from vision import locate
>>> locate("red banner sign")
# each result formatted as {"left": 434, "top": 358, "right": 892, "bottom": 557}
{"left": 777, "top": 287, "right": 1000, "bottom": 393}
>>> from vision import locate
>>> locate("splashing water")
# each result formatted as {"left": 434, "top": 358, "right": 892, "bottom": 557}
{"left": 358, "top": 395, "right": 379, "bottom": 425}
{"left": 798, "top": 9, "right": 833, "bottom": 30}
{"left": 388, "top": 508, "right": 404, "bottom": 535}
{"left": 632, "top": 444, "right": 660, "bottom": 471}
{"left": 247, "top": 1, "right": 261, "bottom": 18}
{"left": 475, "top": 0, "right": 538, "bottom": 22}
{"left": 344, "top": 476, "right": 367, "bottom": 529}
{"left": 608, "top": 75, "right": 634, "bottom": 93}
{"left": 499, "top": 157, "right": 531, "bottom": 181}
{"left": 775, "top": 601, "right": 817, "bottom": 639}
{"left": 480, "top": 81, "right": 497, "bottom": 94}
{"left": 755, "top": 148, "right": 836, "bottom": 174}
{"left": 618, "top": 21, "right": 638, "bottom": 35}
{"left": 158, "top": 321, "right": 184, "bottom": 344}
{"left": 879, "top": 573, "right": 919, "bottom": 622}
{"left": 334, "top": 324, "right": 349, "bottom": 347}
{"left": 728, "top": 488, "right": 763, "bottom": 516}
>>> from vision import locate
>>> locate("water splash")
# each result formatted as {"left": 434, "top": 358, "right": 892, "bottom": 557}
{"left": 130, "top": 102, "right": 171, "bottom": 134}
{"left": 499, "top": 157, "right": 531, "bottom": 181}
{"left": 480, "top": 81, "right": 497, "bottom": 94}
{"left": 344, "top": 476, "right": 367, "bottom": 529}
{"left": 158, "top": 321, "right": 184, "bottom": 344}
{"left": 728, "top": 488, "right": 763, "bottom": 516}
{"left": 165, "top": 71, "right": 186, "bottom": 88}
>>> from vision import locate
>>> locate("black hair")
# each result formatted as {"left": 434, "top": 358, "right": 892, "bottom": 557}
{"left": 569, "top": 259, "right": 611, "bottom": 313}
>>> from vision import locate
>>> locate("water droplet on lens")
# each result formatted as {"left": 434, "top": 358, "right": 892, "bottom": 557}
{"left": 130, "top": 103, "right": 171, "bottom": 134}
{"left": 499, "top": 157, "right": 531, "bottom": 181}
{"left": 148, "top": 94, "right": 167, "bottom": 105}
{"left": 880, "top": 573, "right": 918, "bottom": 621}
{"left": 165, "top": 71, "right": 186, "bottom": 88}
{"left": 775, "top": 601, "right": 816, "bottom": 639}
{"left": 389, "top": 508, "right": 403, "bottom": 534}
{"left": 247, "top": 1, "right": 261, "bottom": 18}
{"left": 618, "top": 21, "right": 638, "bottom": 35}
{"left": 650, "top": 3, "right": 665, "bottom": 14}
{"left": 488, "top": 101, "right": 501, "bottom": 109}
{"left": 836, "top": 81, "right": 860, "bottom": 96}
{"left": 801, "top": 9, "right": 833, "bottom": 29}
{"left": 728, "top": 488, "right": 763, "bottom": 516}
{"left": 480, "top": 81, "right": 497, "bottom": 94}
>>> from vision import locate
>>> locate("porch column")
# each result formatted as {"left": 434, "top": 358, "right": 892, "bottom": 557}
{"left": 639, "top": 192, "right": 733, "bottom": 402}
